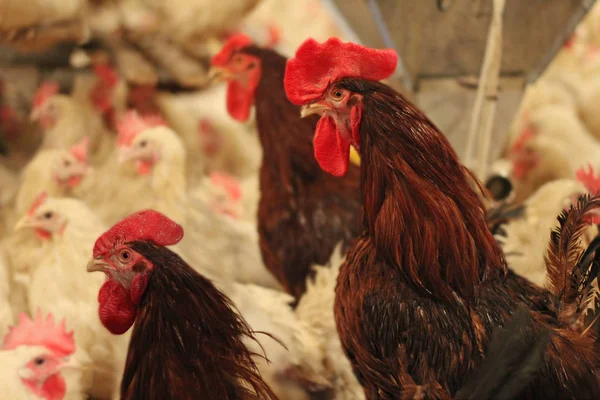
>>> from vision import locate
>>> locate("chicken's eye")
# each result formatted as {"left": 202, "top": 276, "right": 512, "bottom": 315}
{"left": 63, "top": 159, "right": 71, "bottom": 167}
{"left": 43, "top": 212, "right": 53, "bottom": 219}
{"left": 332, "top": 89, "right": 344, "bottom": 101}
{"left": 119, "top": 250, "right": 132, "bottom": 263}
{"left": 34, "top": 357, "right": 46, "bottom": 366}
{"left": 139, "top": 140, "right": 147, "bottom": 148}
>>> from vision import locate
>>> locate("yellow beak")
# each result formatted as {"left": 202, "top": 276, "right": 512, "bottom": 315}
{"left": 208, "top": 66, "right": 230, "bottom": 83}
{"left": 14, "top": 216, "right": 35, "bottom": 231}
{"left": 300, "top": 103, "right": 330, "bottom": 118}
{"left": 86, "top": 259, "right": 109, "bottom": 273}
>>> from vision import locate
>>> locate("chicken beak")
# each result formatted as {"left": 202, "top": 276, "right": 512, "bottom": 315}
{"left": 14, "top": 216, "right": 35, "bottom": 231}
{"left": 118, "top": 147, "right": 137, "bottom": 164}
{"left": 59, "top": 356, "right": 81, "bottom": 371}
{"left": 208, "top": 67, "right": 229, "bottom": 83}
{"left": 86, "top": 259, "right": 109, "bottom": 273}
{"left": 300, "top": 103, "right": 329, "bottom": 118}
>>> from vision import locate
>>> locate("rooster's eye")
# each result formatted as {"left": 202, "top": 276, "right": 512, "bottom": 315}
{"left": 43, "top": 212, "right": 53, "bottom": 219}
{"left": 139, "top": 141, "right": 147, "bottom": 148}
{"left": 119, "top": 250, "right": 131, "bottom": 263}
{"left": 34, "top": 357, "right": 46, "bottom": 366}
{"left": 332, "top": 90, "right": 344, "bottom": 100}
{"left": 63, "top": 160, "right": 71, "bottom": 167}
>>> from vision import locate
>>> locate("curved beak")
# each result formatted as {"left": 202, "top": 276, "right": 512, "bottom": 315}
{"left": 118, "top": 147, "right": 140, "bottom": 164}
{"left": 300, "top": 102, "right": 329, "bottom": 119}
{"left": 87, "top": 258, "right": 109, "bottom": 273}
{"left": 208, "top": 66, "right": 230, "bottom": 83}
{"left": 59, "top": 356, "right": 81, "bottom": 371}
{"left": 15, "top": 215, "right": 35, "bottom": 231}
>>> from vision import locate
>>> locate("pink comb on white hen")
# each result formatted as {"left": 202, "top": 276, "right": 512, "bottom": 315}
{"left": 576, "top": 164, "right": 600, "bottom": 194}
{"left": 2, "top": 309, "right": 75, "bottom": 357}
{"left": 70, "top": 137, "right": 89, "bottom": 163}
{"left": 27, "top": 191, "right": 48, "bottom": 217}
{"left": 210, "top": 172, "right": 242, "bottom": 201}
{"left": 116, "top": 110, "right": 167, "bottom": 147}
{"left": 33, "top": 82, "right": 59, "bottom": 109}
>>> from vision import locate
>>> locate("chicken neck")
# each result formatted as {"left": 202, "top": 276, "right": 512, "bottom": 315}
{"left": 345, "top": 79, "right": 506, "bottom": 303}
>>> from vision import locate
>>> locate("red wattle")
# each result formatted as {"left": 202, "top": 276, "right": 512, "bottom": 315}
{"left": 313, "top": 116, "right": 350, "bottom": 177}
{"left": 226, "top": 81, "right": 253, "bottom": 122}
{"left": 98, "top": 280, "right": 137, "bottom": 335}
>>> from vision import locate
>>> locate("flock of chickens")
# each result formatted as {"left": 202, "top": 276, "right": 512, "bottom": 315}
{"left": 1, "top": 2, "right": 600, "bottom": 400}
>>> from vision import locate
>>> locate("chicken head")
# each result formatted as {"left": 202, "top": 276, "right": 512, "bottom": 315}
{"left": 284, "top": 37, "right": 397, "bottom": 176}
{"left": 14, "top": 192, "right": 67, "bottom": 240}
{"left": 210, "top": 34, "right": 262, "bottom": 122}
{"left": 87, "top": 210, "right": 183, "bottom": 335}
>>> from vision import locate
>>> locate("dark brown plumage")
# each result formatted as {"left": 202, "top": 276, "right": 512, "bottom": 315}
{"left": 238, "top": 46, "right": 362, "bottom": 300}
{"left": 119, "top": 240, "right": 278, "bottom": 400}
{"left": 328, "top": 79, "right": 600, "bottom": 399}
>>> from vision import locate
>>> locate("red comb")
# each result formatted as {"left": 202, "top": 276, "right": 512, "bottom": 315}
{"left": 70, "top": 137, "right": 89, "bottom": 163}
{"left": 211, "top": 34, "right": 253, "bottom": 66}
{"left": 576, "top": 164, "right": 600, "bottom": 194}
{"left": 94, "top": 64, "right": 119, "bottom": 88}
{"left": 284, "top": 38, "right": 397, "bottom": 105}
{"left": 116, "top": 110, "right": 166, "bottom": 147}
{"left": 210, "top": 172, "right": 242, "bottom": 201}
{"left": 93, "top": 210, "right": 184, "bottom": 258}
{"left": 27, "top": 191, "right": 48, "bottom": 217}
{"left": 33, "top": 81, "right": 59, "bottom": 109}
{"left": 2, "top": 310, "right": 75, "bottom": 357}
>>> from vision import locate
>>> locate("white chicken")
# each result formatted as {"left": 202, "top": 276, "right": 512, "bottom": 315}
{"left": 0, "top": 311, "right": 83, "bottom": 400}
{"left": 14, "top": 194, "right": 129, "bottom": 399}
{"left": 507, "top": 104, "right": 600, "bottom": 202}
{"left": 294, "top": 245, "right": 365, "bottom": 400}
{"left": 156, "top": 87, "right": 262, "bottom": 181}
{"left": 29, "top": 81, "right": 114, "bottom": 163}
{"left": 116, "top": 117, "right": 278, "bottom": 290}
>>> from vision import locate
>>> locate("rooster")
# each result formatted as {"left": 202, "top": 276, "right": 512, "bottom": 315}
{"left": 86, "top": 209, "right": 278, "bottom": 399}
{"left": 285, "top": 38, "right": 600, "bottom": 398}
{"left": 210, "top": 34, "right": 362, "bottom": 300}
{"left": 1, "top": 311, "right": 82, "bottom": 399}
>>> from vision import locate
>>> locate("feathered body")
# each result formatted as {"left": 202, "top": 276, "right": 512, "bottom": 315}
{"left": 87, "top": 210, "right": 278, "bottom": 400}
{"left": 238, "top": 45, "right": 362, "bottom": 299}
{"left": 334, "top": 78, "right": 600, "bottom": 399}
{"left": 283, "top": 37, "right": 600, "bottom": 398}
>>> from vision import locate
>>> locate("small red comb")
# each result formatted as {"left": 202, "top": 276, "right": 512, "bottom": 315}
{"left": 211, "top": 34, "right": 253, "bottom": 67}
{"left": 70, "top": 137, "right": 89, "bottom": 163}
{"left": 93, "top": 210, "right": 184, "bottom": 258}
{"left": 27, "top": 191, "right": 48, "bottom": 217}
{"left": 33, "top": 81, "right": 59, "bottom": 109}
{"left": 210, "top": 172, "right": 242, "bottom": 201}
{"left": 284, "top": 38, "right": 397, "bottom": 105}
{"left": 2, "top": 309, "right": 75, "bottom": 357}
{"left": 116, "top": 110, "right": 166, "bottom": 147}
{"left": 94, "top": 64, "right": 119, "bottom": 88}
{"left": 576, "top": 164, "right": 600, "bottom": 194}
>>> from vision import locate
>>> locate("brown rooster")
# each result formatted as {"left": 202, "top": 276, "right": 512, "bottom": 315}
{"left": 285, "top": 38, "right": 600, "bottom": 399}
{"left": 86, "top": 210, "right": 278, "bottom": 400}
{"left": 209, "top": 34, "right": 362, "bottom": 300}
